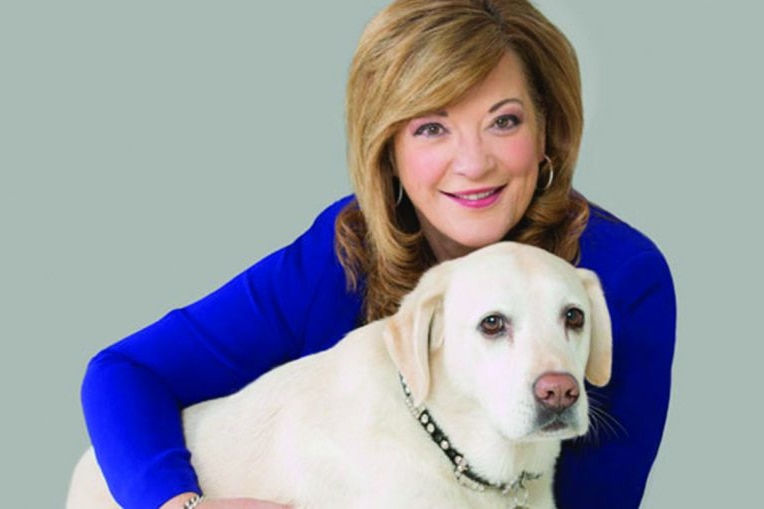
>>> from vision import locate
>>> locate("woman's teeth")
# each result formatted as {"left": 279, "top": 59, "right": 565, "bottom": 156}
{"left": 456, "top": 189, "right": 496, "bottom": 200}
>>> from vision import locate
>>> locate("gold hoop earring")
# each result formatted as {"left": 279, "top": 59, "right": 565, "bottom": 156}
{"left": 538, "top": 155, "right": 554, "bottom": 192}
{"left": 395, "top": 179, "right": 404, "bottom": 206}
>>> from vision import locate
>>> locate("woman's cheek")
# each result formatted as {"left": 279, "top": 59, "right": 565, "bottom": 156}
{"left": 398, "top": 145, "right": 449, "bottom": 188}
{"left": 496, "top": 135, "right": 540, "bottom": 176}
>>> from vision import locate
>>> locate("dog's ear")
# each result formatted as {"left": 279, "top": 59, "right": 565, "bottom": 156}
{"left": 576, "top": 269, "right": 613, "bottom": 387}
{"left": 384, "top": 262, "right": 450, "bottom": 406}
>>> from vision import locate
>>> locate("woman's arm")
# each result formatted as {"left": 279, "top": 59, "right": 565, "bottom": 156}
{"left": 80, "top": 197, "right": 360, "bottom": 508}
{"left": 555, "top": 249, "right": 677, "bottom": 508}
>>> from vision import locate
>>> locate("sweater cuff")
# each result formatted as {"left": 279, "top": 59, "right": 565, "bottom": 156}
{"left": 114, "top": 449, "right": 201, "bottom": 509}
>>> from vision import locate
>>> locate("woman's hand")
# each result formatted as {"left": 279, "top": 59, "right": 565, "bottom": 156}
{"left": 161, "top": 492, "right": 292, "bottom": 509}
{"left": 199, "top": 500, "right": 291, "bottom": 509}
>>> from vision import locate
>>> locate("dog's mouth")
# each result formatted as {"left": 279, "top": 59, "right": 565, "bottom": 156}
{"left": 533, "top": 409, "right": 581, "bottom": 438}
{"left": 538, "top": 418, "right": 576, "bottom": 438}
{"left": 541, "top": 419, "right": 568, "bottom": 433}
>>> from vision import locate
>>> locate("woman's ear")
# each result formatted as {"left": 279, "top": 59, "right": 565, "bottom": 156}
{"left": 535, "top": 110, "right": 547, "bottom": 161}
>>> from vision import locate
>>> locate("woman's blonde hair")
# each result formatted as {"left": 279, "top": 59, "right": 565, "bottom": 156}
{"left": 336, "top": 0, "right": 589, "bottom": 323}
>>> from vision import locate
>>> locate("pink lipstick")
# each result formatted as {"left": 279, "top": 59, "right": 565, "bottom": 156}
{"left": 443, "top": 185, "right": 505, "bottom": 209}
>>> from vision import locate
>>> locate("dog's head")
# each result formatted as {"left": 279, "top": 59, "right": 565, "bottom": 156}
{"left": 383, "top": 242, "right": 612, "bottom": 442}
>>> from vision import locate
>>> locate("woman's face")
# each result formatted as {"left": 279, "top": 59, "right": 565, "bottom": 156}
{"left": 393, "top": 51, "right": 545, "bottom": 262}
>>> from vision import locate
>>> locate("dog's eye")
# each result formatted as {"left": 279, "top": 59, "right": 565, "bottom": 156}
{"left": 565, "top": 307, "right": 585, "bottom": 330}
{"left": 478, "top": 314, "right": 507, "bottom": 337}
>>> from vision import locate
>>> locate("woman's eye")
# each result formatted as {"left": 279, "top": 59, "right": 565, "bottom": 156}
{"left": 413, "top": 122, "right": 446, "bottom": 137}
{"left": 564, "top": 307, "right": 585, "bottom": 330}
{"left": 478, "top": 314, "right": 507, "bottom": 337}
{"left": 493, "top": 114, "right": 520, "bottom": 130}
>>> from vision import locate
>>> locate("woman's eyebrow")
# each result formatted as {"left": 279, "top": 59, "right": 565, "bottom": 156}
{"left": 425, "top": 98, "right": 523, "bottom": 118}
{"left": 489, "top": 98, "right": 523, "bottom": 113}
{"left": 432, "top": 97, "right": 524, "bottom": 117}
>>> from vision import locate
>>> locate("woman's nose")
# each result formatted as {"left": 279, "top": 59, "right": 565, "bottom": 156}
{"left": 451, "top": 134, "right": 494, "bottom": 178}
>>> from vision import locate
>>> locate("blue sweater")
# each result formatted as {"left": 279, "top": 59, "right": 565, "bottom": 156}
{"left": 81, "top": 196, "right": 676, "bottom": 509}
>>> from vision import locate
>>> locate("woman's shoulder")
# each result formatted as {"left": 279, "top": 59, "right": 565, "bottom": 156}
{"left": 300, "top": 195, "right": 355, "bottom": 237}
{"left": 240, "top": 194, "right": 362, "bottom": 355}
{"left": 579, "top": 202, "right": 666, "bottom": 268}
{"left": 236, "top": 195, "right": 357, "bottom": 298}
{"left": 315, "top": 194, "right": 356, "bottom": 222}
{"left": 578, "top": 202, "right": 674, "bottom": 304}
{"left": 284, "top": 195, "right": 356, "bottom": 257}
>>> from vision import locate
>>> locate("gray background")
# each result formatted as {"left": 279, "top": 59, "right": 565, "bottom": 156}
{"left": 2, "top": 1, "right": 762, "bottom": 507}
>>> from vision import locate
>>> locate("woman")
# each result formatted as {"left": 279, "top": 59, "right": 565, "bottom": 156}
{"left": 81, "top": 1, "right": 676, "bottom": 508}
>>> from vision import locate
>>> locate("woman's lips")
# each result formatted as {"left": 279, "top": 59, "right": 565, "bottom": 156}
{"left": 442, "top": 185, "right": 506, "bottom": 209}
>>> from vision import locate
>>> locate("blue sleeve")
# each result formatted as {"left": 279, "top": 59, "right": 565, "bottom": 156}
{"left": 80, "top": 197, "right": 360, "bottom": 509}
{"left": 554, "top": 250, "right": 677, "bottom": 507}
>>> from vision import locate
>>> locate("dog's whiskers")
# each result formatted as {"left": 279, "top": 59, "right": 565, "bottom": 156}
{"left": 581, "top": 399, "right": 626, "bottom": 447}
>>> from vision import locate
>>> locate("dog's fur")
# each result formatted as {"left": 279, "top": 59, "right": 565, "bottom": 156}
{"left": 67, "top": 242, "right": 612, "bottom": 509}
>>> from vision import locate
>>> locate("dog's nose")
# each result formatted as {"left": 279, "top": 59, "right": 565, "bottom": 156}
{"left": 533, "top": 373, "right": 580, "bottom": 411}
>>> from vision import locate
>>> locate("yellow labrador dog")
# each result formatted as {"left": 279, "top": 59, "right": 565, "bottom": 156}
{"left": 67, "top": 242, "right": 611, "bottom": 509}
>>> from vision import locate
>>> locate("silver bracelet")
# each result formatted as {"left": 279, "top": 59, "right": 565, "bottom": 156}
{"left": 183, "top": 494, "right": 205, "bottom": 509}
